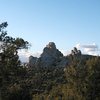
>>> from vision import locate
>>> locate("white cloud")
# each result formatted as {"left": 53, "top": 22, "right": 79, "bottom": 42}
{"left": 18, "top": 50, "right": 41, "bottom": 62}
{"left": 76, "top": 43, "right": 81, "bottom": 49}
{"left": 61, "top": 50, "right": 71, "bottom": 56}
{"left": 76, "top": 43, "right": 99, "bottom": 56}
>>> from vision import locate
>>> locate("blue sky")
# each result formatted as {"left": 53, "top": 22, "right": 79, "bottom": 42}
{"left": 0, "top": 0, "right": 100, "bottom": 57}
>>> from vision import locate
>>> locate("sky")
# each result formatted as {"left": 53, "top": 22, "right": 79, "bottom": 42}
{"left": 0, "top": 0, "right": 100, "bottom": 61}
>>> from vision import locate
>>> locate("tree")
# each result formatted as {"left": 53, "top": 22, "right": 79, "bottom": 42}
{"left": 86, "top": 57, "right": 100, "bottom": 100}
{"left": 0, "top": 22, "right": 29, "bottom": 67}
{"left": 0, "top": 22, "right": 30, "bottom": 100}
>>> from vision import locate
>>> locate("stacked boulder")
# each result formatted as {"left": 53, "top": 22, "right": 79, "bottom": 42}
{"left": 29, "top": 42, "right": 68, "bottom": 68}
{"left": 71, "top": 47, "right": 81, "bottom": 56}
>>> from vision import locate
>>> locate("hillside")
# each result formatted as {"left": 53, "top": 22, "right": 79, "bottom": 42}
{"left": 1, "top": 43, "right": 100, "bottom": 100}
{"left": 0, "top": 22, "right": 100, "bottom": 100}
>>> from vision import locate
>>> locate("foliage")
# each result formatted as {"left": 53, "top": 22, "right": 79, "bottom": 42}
{"left": 30, "top": 55, "right": 100, "bottom": 100}
{"left": 0, "top": 22, "right": 30, "bottom": 100}
{"left": 0, "top": 22, "right": 100, "bottom": 100}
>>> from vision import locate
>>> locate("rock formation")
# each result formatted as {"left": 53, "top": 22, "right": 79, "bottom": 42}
{"left": 71, "top": 47, "right": 81, "bottom": 56}
{"left": 29, "top": 56, "right": 38, "bottom": 67}
{"left": 40, "top": 42, "right": 63, "bottom": 67}
{"left": 29, "top": 42, "right": 68, "bottom": 68}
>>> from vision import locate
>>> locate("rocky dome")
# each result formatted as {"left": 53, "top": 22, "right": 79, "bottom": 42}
{"left": 41, "top": 42, "right": 63, "bottom": 58}
{"left": 40, "top": 42, "right": 63, "bottom": 67}
{"left": 29, "top": 42, "right": 68, "bottom": 68}
{"left": 46, "top": 42, "right": 56, "bottom": 49}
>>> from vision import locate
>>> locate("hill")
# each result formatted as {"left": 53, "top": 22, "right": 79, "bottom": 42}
{"left": 0, "top": 22, "right": 100, "bottom": 100}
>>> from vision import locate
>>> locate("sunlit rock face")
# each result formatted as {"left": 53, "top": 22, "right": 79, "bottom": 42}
{"left": 29, "top": 42, "right": 68, "bottom": 68}
{"left": 40, "top": 42, "right": 63, "bottom": 67}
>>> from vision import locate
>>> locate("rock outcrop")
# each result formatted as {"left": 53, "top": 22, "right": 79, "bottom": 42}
{"left": 29, "top": 42, "right": 68, "bottom": 68}
{"left": 40, "top": 42, "right": 63, "bottom": 67}
{"left": 71, "top": 47, "right": 81, "bottom": 56}
{"left": 29, "top": 56, "right": 38, "bottom": 67}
